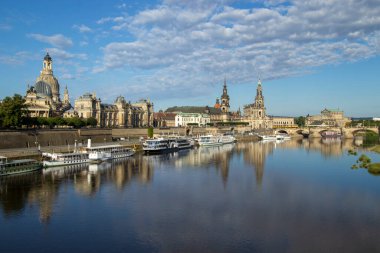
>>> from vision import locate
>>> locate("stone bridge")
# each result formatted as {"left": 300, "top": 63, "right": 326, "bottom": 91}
{"left": 275, "top": 127, "right": 379, "bottom": 139}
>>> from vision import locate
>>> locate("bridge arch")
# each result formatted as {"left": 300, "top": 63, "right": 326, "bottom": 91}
{"left": 276, "top": 129, "right": 289, "bottom": 135}
{"left": 319, "top": 129, "right": 341, "bottom": 137}
{"left": 352, "top": 129, "right": 378, "bottom": 137}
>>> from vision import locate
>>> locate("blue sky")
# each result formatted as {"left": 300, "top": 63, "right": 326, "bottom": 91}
{"left": 0, "top": 0, "right": 379, "bottom": 117}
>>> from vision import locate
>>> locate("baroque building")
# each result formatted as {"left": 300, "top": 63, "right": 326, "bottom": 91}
{"left": 24, "top": 53, "right": 71, "bottom": 117}
{"left": 175, "top": 112, "right": 210, "bottom": 127}
{"left": 65, "top": 93, "right": 153, "bottom": 128}
{"left": 165, "top": 79, "right": 241, "bottom": 124}
{"left": 243, "top": 80, "right": 273, "bottom": 129}
{"left": 306, "top": 108, "right": 350, "bottom": 127}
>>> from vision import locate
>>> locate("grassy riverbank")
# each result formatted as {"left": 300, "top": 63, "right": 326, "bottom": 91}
{"left": 370, "top": 145, "right": 380, "bottom": 154}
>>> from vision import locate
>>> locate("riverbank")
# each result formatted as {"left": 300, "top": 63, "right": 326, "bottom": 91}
{"left": 0, "top": 134, "right": 260, "bottom": 160}
{"left": 370, "top": 145, "right": 380, "bottom": 154}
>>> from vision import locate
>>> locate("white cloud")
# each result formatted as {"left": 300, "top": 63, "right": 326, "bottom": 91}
{"left": 46, "top": 48, "right": 87, "bottom": 61}
{"left": 27, "top": 33, "right": 73, "bottom": 48}
{"left": 72, "top": 24, "right": 92, "bottom": 33}
{"left": 79, "top": 41, "right": 89, "bottom": 47}
{"left": 93, "top": 0, "right": 380, "bottom": 99}
{"left": 61, "top": 73, "right": 76, "bottom": 80}
{"left": 0, "top": 51, "right": 37, "bottom": 65}
{"left": 0, "top": 23, "right": 12, "bottom": 31}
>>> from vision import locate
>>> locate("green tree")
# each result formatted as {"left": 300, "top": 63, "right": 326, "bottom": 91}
{"left": 66, "top": 117, "right": 86, "bottom": 128}
{"left": 295, "top": 116, "right": 306, "bottom": 127}
{"left": 0, "top": 94, "right": 28, "bottom": 128}
{"left": 147, "top": 127, "right": 154, "bottom": 138}
{"left": 86, "top": 117, "right": 98, "bottom": 127}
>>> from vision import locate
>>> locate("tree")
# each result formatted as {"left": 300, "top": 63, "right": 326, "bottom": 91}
{"left": 66, "top": 117, "right": 86, "bottom": 128}
{"left": 86, "top": 117, "right": 97, "bottom": 127}
{"left": 295, "top": 116, "right": 306, "bottom": 127}
{"left": 0, "top": 94, "right": 28, "bottom": 128}
{"left": 147, "top": 127, "right": 154, "bottom": 138}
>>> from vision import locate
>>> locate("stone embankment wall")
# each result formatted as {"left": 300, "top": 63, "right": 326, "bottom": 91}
{"left": 0, "top": 129, "right": 112, "bottom": 149}
{"left": 0, "top": 126, "right": 253, "bottom": 150}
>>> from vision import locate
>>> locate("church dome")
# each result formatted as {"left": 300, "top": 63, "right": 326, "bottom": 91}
{"left": 35, "top": 81, "right": 52, "bottom": 97}
{"left": 44, "top": 53, "right": 52, "bottom": 61}
{"left": 37, "top": 75, "right": 60, "bottom": 97}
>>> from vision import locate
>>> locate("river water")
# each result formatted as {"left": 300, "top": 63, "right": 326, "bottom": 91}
{"left": 1, "top": 139, "right": 380, "bottom": 252}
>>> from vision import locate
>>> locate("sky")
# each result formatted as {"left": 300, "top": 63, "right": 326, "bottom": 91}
{"left": 0, "top": 0, "right": 379, "bottom": 117}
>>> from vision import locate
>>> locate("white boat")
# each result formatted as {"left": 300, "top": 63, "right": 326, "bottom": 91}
{"left": 143, "top": 137, "right": 178, "bottom": 154}
{"left": 170, "top": 137, "right": 193, "bottom": 150}
{"left": 85, "top": 140, "right": 135, "bottom": 159}
{"left": 220, "top": 134, "right": 236, "bottom": 144}
{"left": 42, "top": 152, "right": 89, "bottom": 168}
{"left": 198, "top": 135, "right": 223, "bottom": 146}
{"left": 259, "top": 135, "right": 277, "bottom": 141}
{"left": 88, "top": 151, "right": 112, "bottom": 163}
{"left": 276, "top": 134, "right": 291, "bottom": 140}
{"left": 1, "top": 156, "right": 42, "bottom": 176}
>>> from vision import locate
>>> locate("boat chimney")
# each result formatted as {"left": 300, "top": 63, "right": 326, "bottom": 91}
{"left": 87, "top": 139, "right": 91, "bottom": 148}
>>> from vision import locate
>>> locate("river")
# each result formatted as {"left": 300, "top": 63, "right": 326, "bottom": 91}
{"left": 1, "top": 139, "right": 379, "bottom": 252}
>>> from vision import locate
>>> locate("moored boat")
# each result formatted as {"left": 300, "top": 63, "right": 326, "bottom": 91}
{"left": 42, "top": 152, "right": 90, "bottom": 167}
{"left": 0, "top": 156, "right": 42, "bottom": 176}
{"left": 143, "top": 138, "right": 178, "bottom": 154}
{"left": 85, "top": 139, "right": 135, "bottom": 159}
{"left": 198, "top": 135, "right": 223, "bottom": 146}
{"left": 276, "top": 134, "right": 291, "bottom": 140}
{"left": 259, "top": 135, "right": 277, "bottom": 141}
{"left": 171, "top": 137, "right": 193, "bottom": 150}
{"left": 88, "top": 151, "right": 112, "bottom": 163}
{"left": 220, "top": 134, "right": 236, "bottom": 144}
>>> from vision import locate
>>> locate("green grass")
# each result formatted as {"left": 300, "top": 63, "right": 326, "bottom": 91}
{"left": 368, "top": 163, "right": 380, "bottom": 174}
{"left": 370, "top": 145, "right": 380, "bottom": 154}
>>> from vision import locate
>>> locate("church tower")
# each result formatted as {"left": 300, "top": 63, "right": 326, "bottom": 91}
{"left": 220, "top": 78, "right": 230, "bottom": 113}
{"left": 253, "top": 79, "right": 266, "bottom": 118}
{"left": 63, "top": 85, "right": 70, "bottom": 104}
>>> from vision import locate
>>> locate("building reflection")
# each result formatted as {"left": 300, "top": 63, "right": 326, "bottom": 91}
{"left": 0, "top": 138, "right": 362, "bottom": 223}
{"left": 237, "top": 141, "right": 275, "bottom": 187}
{"left": 0, "top": 157, "right": 154, "bottom": 223}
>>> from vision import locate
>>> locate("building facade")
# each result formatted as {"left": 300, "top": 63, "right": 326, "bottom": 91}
{"left": 175, "top": 112, "right": 210, "bottom": 127}
{"left": 306, "top": 108, "right": 350, "bottom": 127}
{"left": 24, "top": 53, "right": 71, "bottom": 117}
{"left": 66, "top": 93, "right": 154, "bottom": 128}
{"left": 243, "top": 80, "right": 273, "bottom": 129}
{"left": 272, "top": 116, "right": 297, "bottom": 128}
{"left": 153, "top": 112, "right": 177, "bottom": 127}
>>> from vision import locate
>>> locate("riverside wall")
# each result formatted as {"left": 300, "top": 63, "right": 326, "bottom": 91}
{"left": 0, "top": 129, "right": 112, "bottom": 149}
{"left": 0, "top": 126, "right": 250, "bottom": 149}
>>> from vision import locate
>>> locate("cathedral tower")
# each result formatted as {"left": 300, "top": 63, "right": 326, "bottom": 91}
{"left": 220, "top": 78, "right": 230, "bottom": 113}
{"left": 253, "top": 79, "right": 266, "bottom": 118}
{"left": 63, "top": 86, "right": 70, "bottom": 104}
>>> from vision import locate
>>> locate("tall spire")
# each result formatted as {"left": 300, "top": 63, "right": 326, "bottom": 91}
{"left": 220, "top": 78, "right": 230, "bottom": 113}
{"left": 254, "top": 79, "right": 264, "bottom": 108}
{"left": 63, "top": 85, "right": 70, "bottom": 104}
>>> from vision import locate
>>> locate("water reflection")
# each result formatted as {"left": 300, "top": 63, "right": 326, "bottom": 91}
{"left": 0, "top": 138, "right": 374, "bottom": 223}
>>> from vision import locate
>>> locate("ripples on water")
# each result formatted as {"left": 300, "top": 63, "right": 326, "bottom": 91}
{"left": 1, "top": 139, "right": 380, "bottom": 252}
